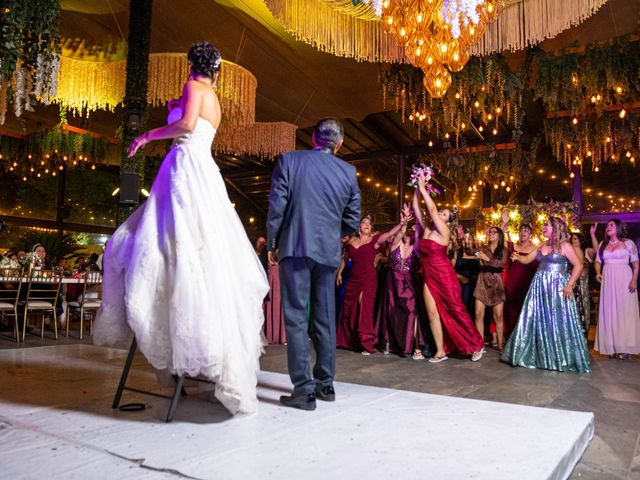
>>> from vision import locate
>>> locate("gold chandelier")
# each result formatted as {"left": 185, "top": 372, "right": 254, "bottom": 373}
{"left": 381, "top": 0, "right": 503, "bottom": 97}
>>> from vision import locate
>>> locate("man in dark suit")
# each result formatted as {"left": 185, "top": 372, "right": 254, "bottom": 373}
{"left": 267, "top": 118, "right": 360, "bottom": 411}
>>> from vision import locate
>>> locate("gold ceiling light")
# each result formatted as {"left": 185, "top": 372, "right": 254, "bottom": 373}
{"left": 381, "top": 0, "right": 503, "bottom": 97}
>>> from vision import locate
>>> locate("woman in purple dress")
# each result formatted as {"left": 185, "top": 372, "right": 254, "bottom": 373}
{"left": 336, "top": 215, "right": 406, "bottom": 354}
{"left": 592, "top": 219, "right": 640, "bottom": 359}
{"left": 377, "top": 205, "right": 425, "bottom": 358}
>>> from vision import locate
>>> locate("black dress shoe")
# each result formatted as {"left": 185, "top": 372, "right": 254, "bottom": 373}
{"left": 315, "top": 386, "right": 335, "bottom": 402}
{"left": 280, "top": 393, "right": 316, "bottom": 411}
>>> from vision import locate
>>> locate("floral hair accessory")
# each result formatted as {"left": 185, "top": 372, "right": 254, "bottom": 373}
{"left": 408, "top": 163, "right": 441, "bottom": 197}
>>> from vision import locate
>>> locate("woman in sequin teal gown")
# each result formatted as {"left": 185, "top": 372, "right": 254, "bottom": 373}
{"left": 501, "top": 217, "right": 591, "bottom": 373}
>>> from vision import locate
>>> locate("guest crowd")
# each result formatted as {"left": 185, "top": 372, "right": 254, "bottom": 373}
{"left": 260, "top": 181, "right": 640, "bottom": 374}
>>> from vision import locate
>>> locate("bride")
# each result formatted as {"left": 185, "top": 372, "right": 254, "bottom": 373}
{"left": 94, "top": 42, "right": 269, "bottom": 415}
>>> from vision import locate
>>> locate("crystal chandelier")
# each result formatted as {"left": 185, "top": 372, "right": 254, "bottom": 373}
{"left": 380, "top": 0, "right": 503, "bottom": 97}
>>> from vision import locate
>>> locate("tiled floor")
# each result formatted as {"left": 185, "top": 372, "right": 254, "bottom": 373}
{"left": 1, "top": 329, "right": 638, "bottom": 479}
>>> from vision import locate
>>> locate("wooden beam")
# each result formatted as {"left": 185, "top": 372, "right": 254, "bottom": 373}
{"left": 224, "top": 178, "right": 267, "bottom": 216}
{"left": 447, "top": 142, "right": 516, "bottom": 154}
{"left": 61, "top": 124, "right": 118, "bottom": 144}
{"left": 546, "top": 102, "right": 640, "bottom": 119}
{"left": 580, "top": 211, "right": 640, "bottom": 224}
{"left": 553, "top": 34, "right": 640, "bottom": 56}
{"left": 0, "top": 127, "right": 25, "bottom": 139}
{"left": 0, "top": 214, "right": 115, "bottom": 234}
{"left": 340, "top": 140, "right": 517, "bottom": 162}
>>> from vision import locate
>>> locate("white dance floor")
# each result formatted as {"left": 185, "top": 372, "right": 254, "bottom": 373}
{"left": 0, "top": 345, "right": 593, "bottom": 480}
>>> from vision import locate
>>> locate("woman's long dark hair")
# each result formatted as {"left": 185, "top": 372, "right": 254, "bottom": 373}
{"left": 598, "top": 218, "right": 628, "bottom": 260}
{"left": 490, "top": 226, "right": 505, "bottom": 259}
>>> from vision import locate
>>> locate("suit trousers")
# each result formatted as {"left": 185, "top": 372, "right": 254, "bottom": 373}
{"left": 279, "top": 257, "right": 337, "bottom": 396}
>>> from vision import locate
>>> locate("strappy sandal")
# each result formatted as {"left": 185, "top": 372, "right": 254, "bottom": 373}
{"left": 428, "top": 355, "right": 448, "bottom": 363}
{"left": 471, "top": 350, "right": 484, "bottom": 362}
{"left": 412, "top": 350, "right": 425, "bottom": 360}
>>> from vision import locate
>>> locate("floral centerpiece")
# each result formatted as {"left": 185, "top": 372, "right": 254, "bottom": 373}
{"left": 407, "top": 163, "right": 442, "bottom": 197}
{"left": 0, "top": 257, "right": 19, "bottom": 268}
{"left": 19, "top": 252, "right": 41, "bottom": 268}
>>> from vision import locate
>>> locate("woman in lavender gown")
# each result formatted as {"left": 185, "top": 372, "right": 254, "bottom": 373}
{"left": 592, "top": 219, "right": 640, "bottom": 359}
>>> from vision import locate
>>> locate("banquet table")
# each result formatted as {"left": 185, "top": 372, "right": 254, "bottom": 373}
{"left": 0, "top": 275, "right": 102, "bottom": 326}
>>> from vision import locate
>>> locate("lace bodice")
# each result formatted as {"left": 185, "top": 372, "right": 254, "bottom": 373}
{"left": 167, "top": 107, "right": 216, "bottom": 148}
{"left": 597, "top": 240, "right": 639, "bottom": 264}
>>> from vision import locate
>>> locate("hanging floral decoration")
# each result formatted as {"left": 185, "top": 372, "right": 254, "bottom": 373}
{"left": 417, "top": 137, "right": 537, "bottom": 206}
{"left": 0, "top": 125, "right": 113, "bottom": 179}
{"left": 264, "top": 0, "right": 403, "bottom": 63}
{"left": 476, "top": 200, "right": 581, "bottom": 243}
{"left": 214, "top": 121, "right": 298, "bottom": 159}
{"left": 146, "top": 54, "right": 257, "bottom": 129}
{"left": 51, "top": 56, "right": 126, "bottom": 115}
{"left": 380, "top": 51, "right": 531, "bottom": 147}
{"left": 534, "top": 38, "right": 640, "bottom": 172}
{"left": 27, "top": 53, "right": 292, "bottom": 158}
{"left": 0, "top": 0, "right": 61, "bottom": 124}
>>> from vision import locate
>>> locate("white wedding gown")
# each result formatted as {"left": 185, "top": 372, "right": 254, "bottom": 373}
{"left": 94, "top": 107, "right": 269, "bottom": 414}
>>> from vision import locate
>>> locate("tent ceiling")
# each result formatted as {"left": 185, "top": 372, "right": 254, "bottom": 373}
{"left": 3, "top": 0, "right": 640, "bottom": 222}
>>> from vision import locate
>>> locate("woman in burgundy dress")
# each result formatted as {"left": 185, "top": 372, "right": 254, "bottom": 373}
{"left": 336, "top": 215, "right": 406, "bottom": 354}
{"left": 413, "top": 175, "right": 484, "bottom": 363}
{"left": 377, "top": 205, "right": 426, "bottom": 358}
{"left": 504, "top": 223, "right": 539, "bottom": 339}
{"left": 263, "top": 262, "right": 286, "bottom": 344}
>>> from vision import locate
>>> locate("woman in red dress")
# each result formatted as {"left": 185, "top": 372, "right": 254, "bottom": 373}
{"left": 414, "top": 175, "right": 484, "bottom": 363}
{"left": 504, "top": 223, "right": 539, "bottom": 339}
{"left": 336, "top": 215, "right": 405, "bottom": 354}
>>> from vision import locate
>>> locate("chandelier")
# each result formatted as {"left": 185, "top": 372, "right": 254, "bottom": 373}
{"left": 379, "top": 0, "right": 503, "bottom": 97}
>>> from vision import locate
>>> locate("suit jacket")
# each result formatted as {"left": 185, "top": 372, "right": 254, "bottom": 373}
{"left": 267, "top": 148, "right": 361, "bottom": 268}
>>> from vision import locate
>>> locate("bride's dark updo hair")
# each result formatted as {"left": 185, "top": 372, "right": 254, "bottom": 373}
{"left": 188, "top": 42, "right": 222, "bottom": 79}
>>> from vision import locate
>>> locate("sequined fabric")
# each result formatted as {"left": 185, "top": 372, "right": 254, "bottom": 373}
{"left": 501, "top": 251, "right": 591, "bottom": 373}
{"left": 389, "top": 245, "right": 417, "bottom": 272}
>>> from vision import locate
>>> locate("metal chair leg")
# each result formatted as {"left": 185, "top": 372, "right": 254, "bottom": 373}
{"left": 112, "top": 337, "right": 138, "bottom": 409}
{"left": 166, "top": 375, "right": 186, "bottom": 423}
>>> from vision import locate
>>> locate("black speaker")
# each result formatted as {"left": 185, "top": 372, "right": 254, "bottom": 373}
{"left": 119, "top": 172, "right": 140, "bottom": 204}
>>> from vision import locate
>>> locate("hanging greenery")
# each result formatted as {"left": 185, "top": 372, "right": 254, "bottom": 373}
{"left": 417, "top": 139, "right": 538, "bottom": 204}
{"left": 534, "top": 38, "right": 640, "bottom": 170}
{"left": 379, "top": 51, "right": 531, "bottom": 146}
{"left": 0, "top": 0, "right": 61, "bottom": 123}
{"left": 0, "top": 125, "right": 112, "bottom": 179}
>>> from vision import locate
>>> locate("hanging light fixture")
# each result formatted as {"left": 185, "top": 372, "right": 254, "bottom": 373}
{"left": 380, "top": 0, "right": 503, "bottom": 97}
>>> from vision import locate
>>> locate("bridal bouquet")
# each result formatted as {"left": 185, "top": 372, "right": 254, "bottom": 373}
{"left": 407, "top": 163, "right": 441, "bottom": 197}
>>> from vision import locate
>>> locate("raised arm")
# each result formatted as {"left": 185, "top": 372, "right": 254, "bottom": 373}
{"left": 589, "top": 223, "right": 599, "bottom": 253}
{"left": 380, "top": 204, "right": 413, "bottom": 248}
{"left": 561, "top": 240, "right": 583, "bottom": 299}
{"left": 390, "top": 222, "right": 408, "bottom": 251}
{"left": 412, "top": 189, "right": 424, "bottom": 229}
{"left": 417, "top": 174, "right": 449, "bottom": 242}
